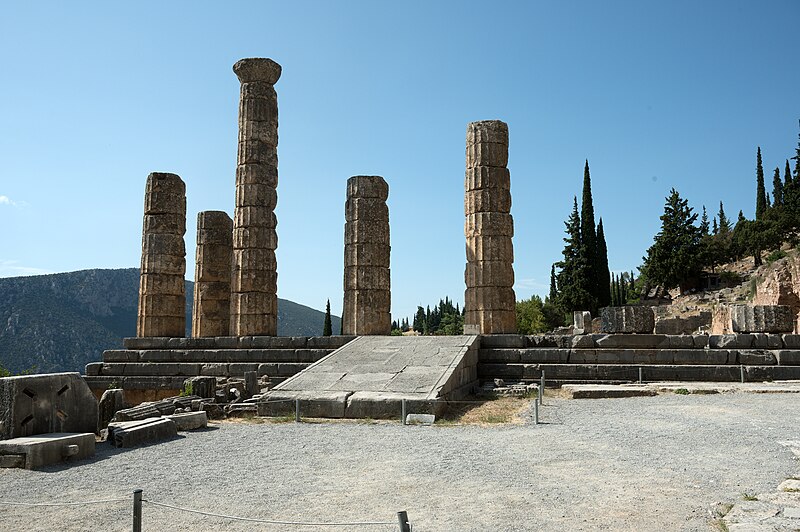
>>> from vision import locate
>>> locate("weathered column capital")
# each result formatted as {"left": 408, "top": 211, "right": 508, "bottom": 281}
{"left": 233, "top": 58, "right": 282, "bottom": 85}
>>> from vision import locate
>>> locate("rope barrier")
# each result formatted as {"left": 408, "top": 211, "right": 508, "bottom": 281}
{"left": 143, "top": 499, "right": 396, "bottom": 527}
{"left": 0, "top": 498, "right": 128, "bottom": 507}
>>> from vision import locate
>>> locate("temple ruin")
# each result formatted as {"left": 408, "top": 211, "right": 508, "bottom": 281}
{"left": 342, "top": 175, "right": 391, "bottom": 335}
{"left": 192, "top": 211, "right": 233, "bottom": 337}
{"left": 137, "top": 172, "right": 186, "bottom": 337}
{"left": 230, "top": 58, "right": 281, "bottom": 336}
{"left": 463, "top": 120, "right": 517, "bottom": 334}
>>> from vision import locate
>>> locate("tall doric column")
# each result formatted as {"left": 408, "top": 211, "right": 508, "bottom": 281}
{"left": 342, "top": 176, "right": 391, "bottom": 335}
{"left": 463, "top": 120, "right": 517, "bottom": 334}
{"left": 137, "top": 172, "right": 186, "bottom": 337}
{"left": 192, "top": 211, "right": 233, "bottom": 337}
{"left": 230, "top": 58, "right": 281, "bottom": 336}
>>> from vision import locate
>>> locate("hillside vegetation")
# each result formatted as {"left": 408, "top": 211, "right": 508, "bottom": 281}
{"left": 0, "top": 268, "right": 340, "bottom": 374}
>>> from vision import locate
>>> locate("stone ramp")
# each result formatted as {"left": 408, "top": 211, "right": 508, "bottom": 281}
{"left": 259, "top": 335, "right": 479, "bottom": 418}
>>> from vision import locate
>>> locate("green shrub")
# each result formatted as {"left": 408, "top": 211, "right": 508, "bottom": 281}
{"left": 0, "top": 364, "right": 10, "bottom": 378}
{"left": 766, "top": 249, "right": 787, "bottom": 264}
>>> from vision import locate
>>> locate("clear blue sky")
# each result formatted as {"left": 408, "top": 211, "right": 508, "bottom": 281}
{"left": 1, "top": 1, "right": 798, "bottom": 322}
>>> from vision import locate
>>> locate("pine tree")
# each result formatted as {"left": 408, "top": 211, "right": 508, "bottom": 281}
{"left": 549, "top": 264, "right": 557, "bottom": 301}
{"left": 772, "top": 167, "right": 783, "bottom": 207}
{"left": 756, "top": 146, "right": 767, "bottom": 220}
{"left": 596, "top": 218, "right": 612, "bottom": 308}
{"left": 699, "top": 206, "right": 710, "bottom": 236}
{"left": 712, "top": 216, "right": 718, "bottom": 235}
{"left": 786, "top": 160, "right": 794, "bottom": 187}
{"left": 580, "top": 160, "right": 599, "bottom": 311}
{"left": 556, "top": 197, "right": 594, "bottom": 312}
{"left": 642, "top": 188, "right": 702, "bottom": 289}
{"left": 322, "top": 299, "right": 332, "bottom": 336}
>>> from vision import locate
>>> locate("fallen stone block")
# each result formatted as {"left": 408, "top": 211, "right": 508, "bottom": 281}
{"left": 98, "top": 389, "right": 126, "bottom": 432}
{"left": 0, "top": 433, "right": 95, "bottom": 469}
{"left": 0, "top": 373, "right": 98, "bottom": 440}
{"left": 599, "top": 307, "right": 655, "bottom": 334}
{"left": 405, "top": 413, "right": 436, "bottom": 425}
{"left": 225, "top": 404, "right": 257, "bottom": 417}
{"left": 731, "top": 305, "right": 794, "bottom": 333}
{"left": 165, "top": 411, "right": 207, "bottom": 430}
{"left": 107, "top": 418, "right": 178, "bottom": 448}
{"left": 112, "top": 395, "right": 201, "bottom": 422}
{"left": 561, "top": 385, "right": 657, "bottom": 399}
{"left": 183, "top": 376, "right": 217, "bottom": 399}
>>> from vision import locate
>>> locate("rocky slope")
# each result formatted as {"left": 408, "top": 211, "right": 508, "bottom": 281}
{"left": 0, "top": 268, "right": 340, "bottom": 374}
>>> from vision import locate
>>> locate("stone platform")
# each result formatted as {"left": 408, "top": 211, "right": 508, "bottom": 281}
{"left": 84, "top": 336, "right": 355, "bottom": 404}
{"left": 258, "top": 335, "right": 479, "bottom": 418}
{"left": 479, "top": 333, "right": 800, "bottom": 385}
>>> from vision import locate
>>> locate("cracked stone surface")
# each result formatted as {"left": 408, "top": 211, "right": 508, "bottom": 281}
{"left": 262, "top": 336, "right": 479, "bottom": 417}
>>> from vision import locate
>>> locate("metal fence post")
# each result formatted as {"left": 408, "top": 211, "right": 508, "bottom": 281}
{"left": 534, "top": 399, "right": 539, "bottom": 425}
{"left": 740, "top": 365, "right": 745, "bottom": 383}
{"left": 133, "top": 489, "right": 143, "bottom": 532}
{"left": 639, "top": 367, "right": 643, "bottom": 384}
{"left": 401, "top": 399, "right": 407, "bottom": 425}
{"left": 397, "top": 510, "right": 411, "bottom": 532}
{"left": 539, "top": 371, "right": 545, "bottom": 405}
{"left": 295, "top": 399, "right": 300, "bottom": 422}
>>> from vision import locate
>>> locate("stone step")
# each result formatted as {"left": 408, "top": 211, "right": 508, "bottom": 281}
{"left": 477, "top": 363, "right": 800, "bottom": 382}
{"left": 85, "top": 362, "right": 309, "bottom": 378}
{"left": 479, "top": 348, "right": 800, "bottom": 365}
{"left": 478, "top": 334, "right": 800, "bottom": 350}
{"left": 102, "top": 348, "right": 333, "bottom": 364}
{"left": 122, "top": 335, "right": 356, "bottom": 350}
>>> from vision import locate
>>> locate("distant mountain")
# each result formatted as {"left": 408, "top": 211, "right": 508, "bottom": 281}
{"left": 0, "top": 268, "right": 341, "bottom": 374}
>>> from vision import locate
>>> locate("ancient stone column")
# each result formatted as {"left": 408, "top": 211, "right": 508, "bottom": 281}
{"left": 463, "top": 120, "right": 517, "bottom": 334}
{"left": 230, "top": 58, "right": 281, "bottom": 336}
{"left": 192, "top": 211, "right": 233, "bottom": 337}
{"left": 342, "top": 176, "right": 391, "bottom": 335}
{"left": 137, "top": 172, "right": 186, "bottom": 337}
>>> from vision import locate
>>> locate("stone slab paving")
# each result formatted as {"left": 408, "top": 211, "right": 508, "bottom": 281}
{"left": 722, "top": 440, "right": 800, "bottom": 531}
{"left": 260, "top": 335, "right": 479, "bottom": 418}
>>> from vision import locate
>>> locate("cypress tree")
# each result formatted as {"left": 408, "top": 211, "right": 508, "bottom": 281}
{"left": 718, "top": 201, "right": 731, "bottom": 235}
{"left": 549, "top": 264, "right": 557, "bottom": 301}
{"left": 556, "top": 197, "right": 594, "bottom": 313}
{"left": 794, "top": 120, "right": 800, "bottom": 184}
{"left": 322, "top": 299, "right": 332, "bottom": 336}
{"left": 596, "top": 218, "right": 612, "bottom": 308}
{"left": 756, "top": 146, "right": 767, "bottom": 220}
{"left": 786, "top": 159, "right": 793, "bottom": 187}
{"left": 772, "top": 167, "right": 783, "bottom": 207}
{"left": 712, "top": 216, "right": 718, "bottom": 235}
{"left": 580, "top": 160, "right": 598, "bottom": 310}
{"left": 699, "top": 206, "right": 710, "bottom": 236}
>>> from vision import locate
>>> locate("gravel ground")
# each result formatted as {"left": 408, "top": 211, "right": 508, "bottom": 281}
{"left": 1, "top": 393, "right": 798, "bottom": 531}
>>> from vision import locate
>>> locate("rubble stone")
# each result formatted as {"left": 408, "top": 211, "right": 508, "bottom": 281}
{"left": 137, "top": 172, "right": 186, "bottom": 337}
{"left": 231, "top": 58, "right": 281, "bottom": 336}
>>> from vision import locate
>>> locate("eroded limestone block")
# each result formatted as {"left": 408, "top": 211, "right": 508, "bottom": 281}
{"left": 0, "top": 373, "right": 98, "bottom": 440}
{"left": 137, "top": 172, "right": 186, "bottom": 337}
{"left": 342, "top": 176, "right": 391, "bottom": 335}
{"left": 600, "top": 306, "right": 655, "bottom": 334}
{"left": 730, "top": 305, "right": 794, "bottom": 333}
